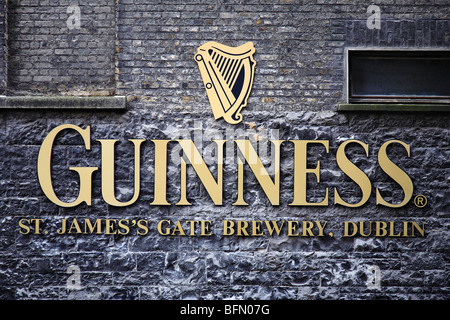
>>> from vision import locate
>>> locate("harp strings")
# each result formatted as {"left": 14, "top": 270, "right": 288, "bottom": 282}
{"left": 210, "top": 50, "right": 244, "bottom": 94}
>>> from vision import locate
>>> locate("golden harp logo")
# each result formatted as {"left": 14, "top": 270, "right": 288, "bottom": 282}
{"left": 195, "top": 42, "right": 256, "bottom": 124}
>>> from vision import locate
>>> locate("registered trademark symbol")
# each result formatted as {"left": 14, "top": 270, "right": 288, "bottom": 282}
{"left": 414, "top": 195, "right": 427, "bottom": 208}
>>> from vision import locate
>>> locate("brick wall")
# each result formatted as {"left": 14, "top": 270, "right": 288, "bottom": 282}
{"left": 0, "top": 0, "right": 449, "bottom": 300}
{"left": 6, "top": 0, "right": 116, "bottom": 95}
{"left": 0, "top": 0, "right": 6, "bottom": 94}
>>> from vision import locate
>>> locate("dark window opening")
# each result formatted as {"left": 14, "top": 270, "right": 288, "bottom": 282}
{"left": 348, "top": 50, "right": 450, "bottom": 104}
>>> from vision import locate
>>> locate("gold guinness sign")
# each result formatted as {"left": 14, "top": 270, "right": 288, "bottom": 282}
{"left": 37, "top": 124, "right": 414, "bottom": 209}
{"left": 195, "top": 42, "right": 256, "bottom": 124}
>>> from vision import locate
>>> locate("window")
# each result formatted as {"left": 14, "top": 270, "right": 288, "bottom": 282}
{"left": 340, "top": 49, "right": 450, "bottom": 111}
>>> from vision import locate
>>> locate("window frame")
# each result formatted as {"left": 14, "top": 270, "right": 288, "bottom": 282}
{"left": 340, "top": 48, "right": 450, "bottom": 112}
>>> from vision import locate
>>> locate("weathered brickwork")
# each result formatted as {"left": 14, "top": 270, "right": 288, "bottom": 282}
{"left": 0, "top": 1, "right": 449, "bottom": 300}
{"left": 0, "top": 0, "right": 6, "bottom": 94}
{"left": 6, "top": 0, "right": 116, "bottom": 95}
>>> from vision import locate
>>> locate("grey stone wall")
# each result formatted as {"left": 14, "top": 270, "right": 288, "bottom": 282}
{"left": 0, "top": 0, "right": 449, "bottom": 300}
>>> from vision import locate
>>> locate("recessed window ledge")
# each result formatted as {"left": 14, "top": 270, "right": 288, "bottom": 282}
{"left": 338, "top": 104, "right": 450, "bottom": 112}
{"left": 0, "top": 95, "right": 127, "bottom": 110}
